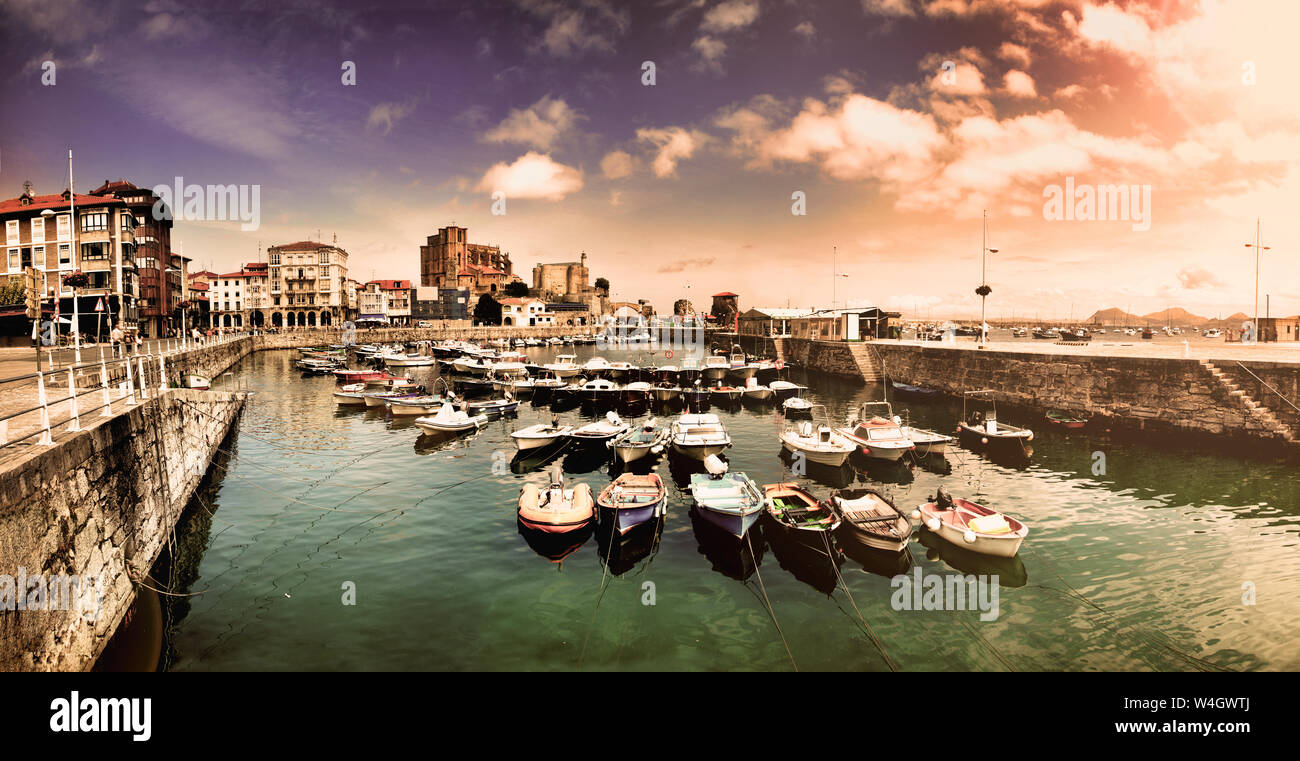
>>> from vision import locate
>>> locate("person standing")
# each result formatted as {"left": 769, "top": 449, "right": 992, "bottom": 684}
{"left": 111, "top": 324, "right": 124, "bottom": 357}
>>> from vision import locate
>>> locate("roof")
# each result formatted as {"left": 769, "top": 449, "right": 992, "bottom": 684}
{"left": 712, "top": 292, "right": 739, "bottom": 298}
{"left": 215, "top": 271, "right": 251, "bottom": 279}
{"left": 367, "top": 279, "right": 411, "bottom": 290}
{"left": 189, "top": 270, "right": 218, "bottom": 278}
{"left": 90, "top": 179, "right": 141, "bottom": 194}
{"left": 0, "top": 191, "right": 123, "bottom": 215}
{"left": 745, "top": 307, "right": 813, "bottom": 319}
{"left": 188, "top": 281, "right": 209, "bottom": 291}
{"left": 268, "top": 240, "right": 336, "bottom": 251}
{"left": 464, "top": 263, "right": 505, "bottom": 275}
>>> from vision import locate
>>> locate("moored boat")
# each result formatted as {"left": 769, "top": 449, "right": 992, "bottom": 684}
{"left": 511, "top": 418, "right": 575, "bottom": 451}
{"left": 689, "top": 455, "right": 764, "bottom": 539}
{"left": 762, "top": 482, "right": 841, "bottom": 548}
{"left": 414, "top": 403, "right": 489, "bottom": 433}
{"left": 838, "top": 402, "right": 914, "bottom": 461}
{"left": 518, "top": 467, "right": 595, "bottom": 534}
{"left": 609, "top": 419, "right": 669, "bottom": 463}
{"left": 1046, "top": 410, "right": 1088, "bottom": 429}
{"left": 569, "top": 411, "right": 629, "bottom": 447}
{"left": 670, "top": 413, "right": 732, "bottom": 460}
{"left": 957, "top": 390, "right": 1033, "bottom": 457}
{"left": 596, "top": 473, "right": 667, "bottom": 535}
{"left": 831, "top": 488, "right": 912, "bottom": 553}
{"left": 915, "top": 487, "right": 1027, "bottom": 558}
{"left": 780, "top": 405, "right": 855, "bottom": 467}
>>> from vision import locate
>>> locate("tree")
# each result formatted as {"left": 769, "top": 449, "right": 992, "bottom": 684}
{"left": 0, "top": 276, "right": 24, "bottom": 307}
{"left": 473, "top": 294, "right": 502, "bottom": 325}
{"left": 503, "top": 280, "right": 530, "bottom": 298}
{"left": 594, "top": 277, "right": 609, "bottom": 293}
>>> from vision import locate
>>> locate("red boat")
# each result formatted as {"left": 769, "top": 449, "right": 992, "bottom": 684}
{"left": 333, "top": 368, "right": 390, "bottom": 383}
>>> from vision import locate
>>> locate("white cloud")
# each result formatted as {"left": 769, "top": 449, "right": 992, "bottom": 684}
{"left": 861, "top": 0, "right": 915, "bottom": 17}
{"left": 693, "top": 35, "right": 727, "bottom": 67}
{"left": 476, "top": 152, "right": 584, "bottom": 200}
{"left": 636, "top": 127, "right": 709, "bottom": 178}
{"left": 701, "top": 0, "right": 760, "bottom": 33}
{"left": 483, "top": 96, "right": 581, "bottom": 150}
{"left": 996, "top": 42, "right": 1031, "bottom": 67}
{"left": 793, "top": 21, "right": 816, "bottom": 40}
{"left": 1003, "top": 70, "right": 1037, "bottom": 98}
{"left": 600, "top": 150, "right": 636, "bottom": 179}
{"left": 366, "top": 100, "right": 417, "bottom": 135}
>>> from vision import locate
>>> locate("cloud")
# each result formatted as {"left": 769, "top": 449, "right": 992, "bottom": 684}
{"left": 636, "top": 127, "right": 709, "bottom": 178}
{"left": 1003, "top": 69, "right": 1037, "bottom": 98}
{"left": 792, "top": 21, "right": 816, "bottom": 41}
{"left": 692, "top": 35, "right": 727, "bottom": 67}
{"left": 600, "top": 150, "right": 636, "bottom": 179}
{"left": 476, "top": 152, "right": 584, "bottom": 200}
{"left": 658, "top": 257, "right": 716, "bottom": 273}
{"left": 861, "top": 0, "right": 915, "bottom": 16}
{"left": 483, "top": 96, "right": 581, "bottom": 150}
{"left": 521, "top": 0, "right": 631, "bottom": 57}
{"left": 1177, "top": 267, "right": 1224, "bottom": 290}
{"left": 996, "top": 42, "right": 1031, "bottom": 67}
{"left": 700, "top": 0, "right": 759, "bottom": 33}
{"left": 366, "top": 100, "right": 417, "bottom": 135}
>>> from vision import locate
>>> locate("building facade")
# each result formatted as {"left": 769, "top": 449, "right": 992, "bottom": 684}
{"left": 419, "top": 225, "right": 511, "bottom": 296}
{"left": 89, "top": 180, "right": 179, "bottom": 337}
{"left": 1, "top": 184, "right": 141, "bottom": 342}
{"left": 369, "top": 279, "right": 412, "bottom": 325}
{"left": 264, "top": 240, "right": 351, "bottom": 327}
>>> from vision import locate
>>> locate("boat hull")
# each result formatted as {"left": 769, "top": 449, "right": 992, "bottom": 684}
{"left": 781, "top": 440, "right": 851, "bottom": 467}
{"left": 695, "top": 506, "right": 762, "bottom": 540}
{"left": 918, "top": 504, "right": 1026, "bottom": 558}
{"left": 672, "top": 442, "right": 730, "bottom": 461}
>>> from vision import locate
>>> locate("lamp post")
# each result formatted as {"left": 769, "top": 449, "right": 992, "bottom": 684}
{"left": 165, "top": 266, "right": 185, "bottom": 348}
{"left": 831, "top": 245, "right": 849, "bottom": 311}
{"left": 1245, "top": 218, "right": 1270, "bottom": 340}
{"left": 977, "top": 210, "right": 999, "bottom": 348}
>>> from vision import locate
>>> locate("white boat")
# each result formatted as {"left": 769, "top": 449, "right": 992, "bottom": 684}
{"left": 385, "top": 354, "right": 436, "bottom": 368}
{"left": 580, "top": 377, "right": 619, "bottom": 404}
{"left": 569, "top": 411, "right": 629, "bottom": 446}
{"left": 387, "top": 394, "right": 455, "bottom": 416}
{"left": 670, "top": 413, "right": 732, "bottom": 460}
{"left": 689, "top": 456, "right": 764, "bottom": 539}
{"left": 582, "top": 357, "right": 612, "bottom": 376}
{"left": 769, "top": 380, "right": 807, "bottom": 399}
{"left": 606, "top": 361, "right": 635, "bottom": 380}
{"left": 957, "top": 390, "right": 1033, "bottom": 456}
{"left": 491, "top": 361, "right": 529, "bottom": 377}
{"left": 838, "top": 402, "right": 915, "bottom": 461}
{"left": 543, "top": 354, "right": 582, "bottom": 378}
{"left": 1204, "top": 328, "right": 1223, "bottom": 338}
{"left": 518, "top": 466, "right": 594, "bottom": 534}
{"left": 363, "top": 390, "right": 421, "bottom": 408}
{"left": 184, "top": 373, "right": 211, "bottom": 390}
{"left": 900, "top": 422, "right": 953, "bottom": 456}
{"left": 702, "top": 354, "right": 730, "bottom": 382}
{"left": 782, "top": 396, "right": 813, "bottom": 414}
{"left": 511, "top": 420, "right": 575, "bottom": 451}
{"left": 741, "top": 377, "right": 773, "bottom": 401}
{"left": 414, "top": 403, "right": 489, "bottom": 433}
{"left": 779, "top": 406, "right": 855, "bottom": 467}
{"left": 915, "top": 488, "right": 1028, "bottom": 558}
{"left": 333, "top": 382, "right": 368, "bottom": 405}
{"left": 609, "top": 419, "right": 670, "bottom": 463}
{"left": 452, "top": 357, "right": 494, "bottom": 375}
{"left": 727, "top": 349, "right": 758, "bottom": 380}
{"left": 651, "top": 383, "right": 681, "bottom": 402}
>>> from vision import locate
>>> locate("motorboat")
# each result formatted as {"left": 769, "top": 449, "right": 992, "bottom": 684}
{"left": 915, "top": 487, "right": 1027, "bottom": 558}
{"left": 727, "top": 348, "right": 758, "bottom": 381}
{"left": 889, "top": 381, "right": 938, "bottom": 400}
{"left": 543, "top": 354, "right": 582, "bottom": 378}
{"left": 596, "top": 473, "right": 667, "bottom": 535}
{"left": 838, "top": 402, "right": 914, "bottom": 461}
{"left": 491, "top": 360, "right": 529, "bottom": 378}
{"left": 580, "top": 377, "right": 619, "bottom": 405}
{"left": 956, "top": 390, "right": 1033, "bottom": 456}
{"left": 780, "top": 408, "right": 855, "bottom": 467}
{"left": 708, "top": 383, "right": 744, "bottom": 403}
{"left": 332, "top": 368, "right": 388, "bottom": 383}
{"left": 651, "top": 382, "right": 681, "bottom": 403}
{"left": 582, "top": 356, "right": 612, "bottom": 377}
{"left": 385, "top": 354, "right": 437, "bottom": 368}
{"left": 677, "top": 356, "right": 702, "bottom": 384}
{"left": 333, "top": 382, "right": 368, "bottom": 405}
{"left": 183, "top": 373, "right": 211, "bottom": 391}
{"left": 762, "top": 482, "right": 841, "bottom": 547}
{"left": 670, "top": 413, "right": 732, "bottom": 460}
{"left": 609, "top": 419, "right": 670, "bottom": 463}
{"left": 1204, "top": 328, "right": 1223, "bottom": 339}
{"left": 899, "top": 422, "right": 953, "bottom": 456}
{"left": 654, "top": 365, "right": 679, "bottom": 383}
{"left": 511, "top": 419, "right": 575, "bottom": 451}
{"left": 387, "top": 394, "right": 455, "bottom": 416}
{"left": 831, "top": 489, "right": 912, "bottom": 553}
{"left": 740, "top": 377, "right": 773, "bottom": 401}
{"left": 769, "top": 379, "right": 807, "bottom": 399}
{"left": 518, "top": 466, "right": 595, "bottom": 534}
{"left": 363, "top": 389, "right": 422, "bottom": 408}
{"left": 462, "top": 395, "right": 520, "bottom": 416}
{"left": 295, "top": 357, "right": 341, "bottom": 374}
{"left": 569, "top": 411, "right": 629, "bottom": 447}
{"left": 362, "top": 374, "right": 416, "bottom": 390}
{"left": 782, "top": 396, "right": 813, "bottom": 414}
{"left": 689, "top": 455, "right": 764, "bottom": 540}
{"left": 606, "top": 361, "right": 635, "bottom": 380}
{"left": 414, "top": 403, "right": 489, "bottom": 433}
{"left": 621, "top": 381, "right": 653, "bottom": 405}
{"left": 702, "top": 354, "right": 730, "bottom": 382}
{"left": 452, "top": 356, "right": 494, "bottom": 375}
{"left": 680, "top": 382, "right": 709, "bottom": 407}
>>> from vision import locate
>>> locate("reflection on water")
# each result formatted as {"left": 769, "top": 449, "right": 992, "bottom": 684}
{"left": 137, "top": 346, "right": 1300, "bottom": 671}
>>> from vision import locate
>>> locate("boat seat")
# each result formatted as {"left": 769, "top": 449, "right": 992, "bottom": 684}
{"left": 968, "top": 514, "right": 1011, "bottom": 534}
{"left": 519, "top": 484, "right": 540, "bottom": 511}
{"left": 571, "top": 483, "right": 594, "bottom": 511}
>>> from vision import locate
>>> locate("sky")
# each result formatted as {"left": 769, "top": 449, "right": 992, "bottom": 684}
{"left": 1, "top": 0, "right": 1297, "bottom": 321}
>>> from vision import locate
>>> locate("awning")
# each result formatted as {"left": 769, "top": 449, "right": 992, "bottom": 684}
{"left": 357, "top": 314, "right": 390, "bottom": 323}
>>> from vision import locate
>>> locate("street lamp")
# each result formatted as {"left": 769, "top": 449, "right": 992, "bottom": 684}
{"left": 977, "top": 210, "right": 999, "bottom": 348}
{"left": 165, "top": 266, "right": 186, "bottom": 347}
{"left": 1245, "top": 218, "right": 1270, "bottom": 341}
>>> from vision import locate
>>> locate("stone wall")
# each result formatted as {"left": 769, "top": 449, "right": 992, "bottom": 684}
{"left": 872, "top": 343, "right": 1294, "bottom": 445}
{"left": 0, "top": 389, "right": 247, "bottom": 670}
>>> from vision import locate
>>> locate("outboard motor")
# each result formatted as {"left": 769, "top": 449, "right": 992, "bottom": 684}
{"left": 932, "top": 486, "right": 954, "bottom": 509}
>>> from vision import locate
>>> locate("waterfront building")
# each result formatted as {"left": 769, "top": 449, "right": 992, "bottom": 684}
{"left": 368, "top": 279, "right": 412, "bottom": 325}
{"left": 738, "top": 307, "right": 813, "bottom": 337}
{"left": 358, "top": 281, "right": 390, "bottom": 324}
{"left": 88, "top": 179, "right": 178, "bottom": 337}
{"left": 210, "top": 270, "right": 248, "bottom": 328}
{"left": 264, "top": 240, "right": 350, "bottom": 327}
{"left": 1, "top": 184, "right": 142, "bottom": 342}
{"left": 419, "top": 225, "right": 511, "bottom": 297}
{"left": 788, "top": 306, "right": 901, "bottom": 340}
{"left": 412, "top": 286, "right": 470, "bottom": 322}
{"left": 499, "top": 297, "right": 556, "bottom": 326}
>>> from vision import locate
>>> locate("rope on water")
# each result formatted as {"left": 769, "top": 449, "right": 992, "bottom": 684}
{"left": 820, "top": 532, "right": 900, "bottom": 672}
{"left": 746, "top": 531, "right": 798, "bottom": 671}
{"left": 578, "top": 515, "right": 619, "bottom": 671}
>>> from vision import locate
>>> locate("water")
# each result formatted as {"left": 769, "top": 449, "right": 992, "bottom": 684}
{"left": 144, "top": 346, "right": 1299, "bottom": 671}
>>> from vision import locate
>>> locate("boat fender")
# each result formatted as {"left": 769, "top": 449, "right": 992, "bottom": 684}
{"left": 963, "top": 529, "right": 977, "bottom": 544}
{"left": 925, "top": 517, "right": 941, "bottom": 531}
{"left": 981, "top": 437, "right": 989, "bottom": 444}
{"left": 910, "top": 508, "right": 921, "bottom": 520}
{"left": 1026, "top": 431, "right": 1034, "bottom": 441}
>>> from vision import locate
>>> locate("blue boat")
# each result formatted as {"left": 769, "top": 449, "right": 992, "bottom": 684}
{"left": 688, "top": 456, "right": 765, "bottom": 540}
{"left": 596, "top": 473, "right": 667, "bottom": 535}
{"left": 890, "top": 380, "right": 939, "bottom": 399}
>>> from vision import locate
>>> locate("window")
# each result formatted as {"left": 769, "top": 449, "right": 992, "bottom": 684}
{"left": 120, "top": 213, "right": 136, "bottom": 231}
{"left": 319, "top": 251, "right": 329, "bottom": 264}
{"left": 7, "top": 248, "right": 18, "bottom": 272}
{"left": 30, "top": 218, "right": 45, "bottom": 244}
{"left": 80, "top": 211, "right": 108, "bottom": 232}
{"left": 56, "top": 214, "right": 70, "bottom": 240}
{"left": 89, "top": 271, "right": 110, "bottom": 290}
{"left": 5, "top": 220, "right": 17, "bottom": 246}
{"left": 81, "top": 242, "right": 108, "bottom": 261}
{"left": 268, "top": 252, "right": 280, "bottom": 265}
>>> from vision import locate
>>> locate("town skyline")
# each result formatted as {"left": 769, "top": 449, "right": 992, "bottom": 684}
{"left": 2, "top": 0, "right": 1295, "bottom": 320}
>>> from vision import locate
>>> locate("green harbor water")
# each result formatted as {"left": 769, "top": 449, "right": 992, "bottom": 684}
{"left": 133, "top": 347, "right": 1300, "bottom": 671}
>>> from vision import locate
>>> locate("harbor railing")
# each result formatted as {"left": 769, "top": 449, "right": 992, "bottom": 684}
{"left": 0, "top": 332, "right": 248, "bottom": 455}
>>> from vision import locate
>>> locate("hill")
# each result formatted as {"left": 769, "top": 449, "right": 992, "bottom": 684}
{"left": 1141, "top": 307, "right": 1208, "bottom": 327}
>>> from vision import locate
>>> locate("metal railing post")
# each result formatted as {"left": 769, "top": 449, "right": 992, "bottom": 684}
{"left": 125, "top": 353, "right": 137, "bottom": 406}
{"left": 137, "top": 355, "right": 149, "bottom": 400}
{"left": 66, "top": 368, "right": 81, "bottom": 432}
{"left": 100, "top": 359, "right": 112, "bottom": 416}
{"left": 159, "top": 354, "right": 168, "bottom": 393}
{"left": 37, "top": 372, "right": 53, "bottom": 445}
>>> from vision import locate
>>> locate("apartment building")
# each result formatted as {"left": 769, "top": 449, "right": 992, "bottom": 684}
{"left": 264, "top": 240, "right": 350, "bottom": 327}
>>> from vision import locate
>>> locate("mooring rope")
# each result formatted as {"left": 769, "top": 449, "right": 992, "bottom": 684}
{"left": 746, "top": 531, "right": 798, "bottom": 671}
{"left": 819, "top": 532, "right": 900, "bottom": 672}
